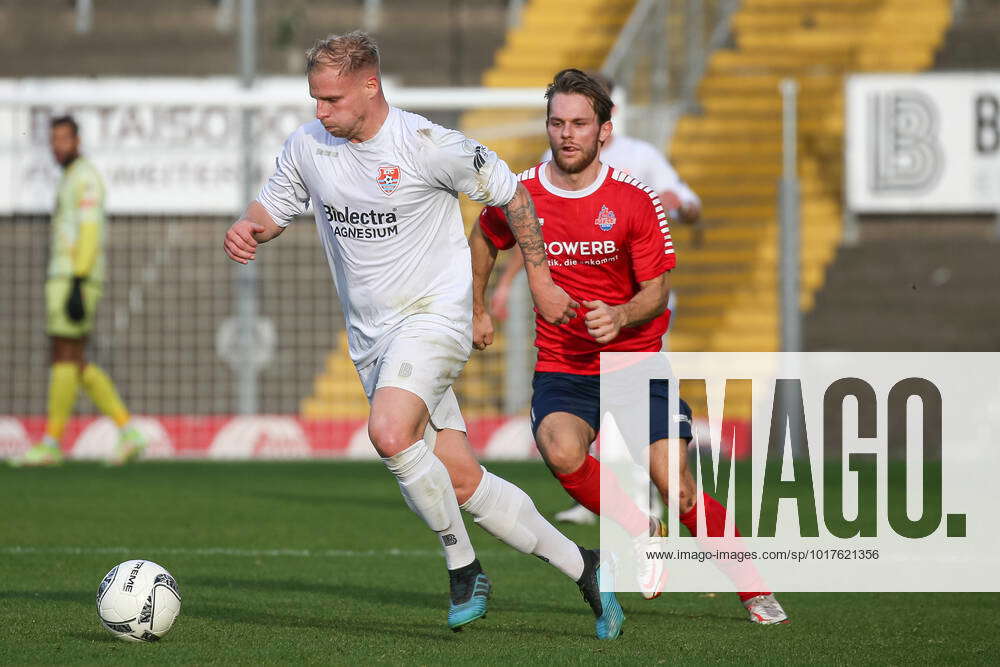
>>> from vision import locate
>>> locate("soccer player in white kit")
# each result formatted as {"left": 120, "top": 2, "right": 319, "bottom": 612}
{"left": 223, "top": 31, "right": 625, "bottom": 638}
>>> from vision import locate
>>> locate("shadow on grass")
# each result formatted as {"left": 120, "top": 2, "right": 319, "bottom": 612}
{"left": 186, "top": 599, "right": 588, "bottom": 641}
{"left": 185, "top": 575, "right": 441, "bottom": 609}
{"left": 250, "top": 490, "right": 403, "bottom": 512}
{"left": 183, "top": 576, "right": 611, "bottom": 640}
{"left": 67, "top": 630, "right": 116, "bottom": 642}
{"left": 184, "top": 575, "right": 584, "bottom": 616}
{"left": 622, "top": 603, "right": 746, "bottom": 625}
{"left": 0, "top": 589, "right": 89, "bottom": 603}
{"left": 184, "top": 602, "right": 452, "bottom": 642}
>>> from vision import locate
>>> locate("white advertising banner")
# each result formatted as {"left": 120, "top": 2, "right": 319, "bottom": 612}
{"left": 0, "top": 77, "right": 313, "bottom": 215}
{"left": 846, "top": 73, "right": 1000, "bottom": 213}
{"left": 0, "top": 77, "right": 546, "bottom": 215}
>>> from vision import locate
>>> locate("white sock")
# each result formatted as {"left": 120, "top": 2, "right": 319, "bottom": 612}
{"left": 461, "top": 468, "right": 584, "bottom": 581}
{"left": 381, "top": 439, "right": 476, "bottom": 570}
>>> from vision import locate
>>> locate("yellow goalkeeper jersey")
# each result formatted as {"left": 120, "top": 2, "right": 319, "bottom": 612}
{"left": 48, "top": 156, "right": 106, "bottom": 284}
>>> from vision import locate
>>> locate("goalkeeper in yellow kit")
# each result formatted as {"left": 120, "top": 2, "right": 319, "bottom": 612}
{"left": 11, "top": 116, "right": 145, "bottom": 467}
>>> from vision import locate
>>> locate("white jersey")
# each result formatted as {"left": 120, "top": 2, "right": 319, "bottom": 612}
{"left": 543, "top": 134, "right": 700, "bottom": 210}
{"left": 258, "top": 107, "right": 519, "bottom": 366}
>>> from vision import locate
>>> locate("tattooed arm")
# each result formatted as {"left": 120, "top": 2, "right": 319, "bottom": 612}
{"left": 502, "top": 183, "right": 578, "bottom": 324}
{"left": 502, "top": 183, "right": 548, "bottom": 270}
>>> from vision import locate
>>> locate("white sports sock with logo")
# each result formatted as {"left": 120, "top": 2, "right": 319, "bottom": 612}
{"left": 461, "top": 468, "right": 585, "bottom": 581}
{"left": 382, "top": 439, "right": 476, "bottom": 570}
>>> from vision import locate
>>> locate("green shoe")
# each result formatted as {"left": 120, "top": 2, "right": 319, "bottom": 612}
{"left": 10, "top": 441, "right": 63, "bottom": 467}
{"left": 108, "top": 424, "right": 147, "bottom": 466}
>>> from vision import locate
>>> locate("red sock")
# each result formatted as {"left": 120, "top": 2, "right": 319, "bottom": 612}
{"left": 679, "top": 492, "right": 770, "bottom": 602}
{"left": 679, "top": 491, "right": 731, "bottom": 538}
{"left": 554, "top": 455, "right": 649, "bottom": 537}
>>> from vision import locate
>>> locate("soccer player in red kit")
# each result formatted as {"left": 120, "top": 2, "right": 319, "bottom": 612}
{"left": 469, "top": 69, "right": 788, "bottom": 624}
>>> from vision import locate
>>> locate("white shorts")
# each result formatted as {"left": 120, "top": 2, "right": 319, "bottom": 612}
{"left": 356, "top": 322, "right": 469, "bottom": 436}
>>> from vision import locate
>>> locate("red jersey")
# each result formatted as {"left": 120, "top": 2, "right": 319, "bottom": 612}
{"left": 479, "top": 161, "right": 675, "bottom": 374}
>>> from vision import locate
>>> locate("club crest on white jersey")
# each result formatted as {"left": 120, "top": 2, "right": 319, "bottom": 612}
{"left": 376, "top": 165, "right": 400, "bottom": 195}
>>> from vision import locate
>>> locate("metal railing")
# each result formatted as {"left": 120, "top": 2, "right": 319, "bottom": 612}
{"left": 601, "top": 0, "right": 740, "bottom": 150}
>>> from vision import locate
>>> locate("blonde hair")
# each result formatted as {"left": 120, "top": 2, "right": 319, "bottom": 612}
{"left": 305, "top": 30, "right": 380, "bottom": 75}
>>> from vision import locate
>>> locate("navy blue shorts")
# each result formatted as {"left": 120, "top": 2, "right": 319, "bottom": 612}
{"left": 530, "top": 371, "right": 693, "bottom": 444}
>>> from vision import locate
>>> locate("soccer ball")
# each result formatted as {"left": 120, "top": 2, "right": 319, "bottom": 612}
{"left": 96, "top": 559, "right": 181, "bottom": 642}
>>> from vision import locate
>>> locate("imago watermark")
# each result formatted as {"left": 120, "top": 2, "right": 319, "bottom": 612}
{"left": 598, "top": 353, "right": 1000, "bottom": 592}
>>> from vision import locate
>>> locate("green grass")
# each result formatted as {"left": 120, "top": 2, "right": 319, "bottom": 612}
{"left": 1, "top": 462, "right": 997, "bottom": 664}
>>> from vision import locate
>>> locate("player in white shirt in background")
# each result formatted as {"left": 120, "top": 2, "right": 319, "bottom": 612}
{"left": 488, "top": 72, "right": 702, "bottom": 527}
{"left": 223, "top": 32, "right": 625, "bottom": 639}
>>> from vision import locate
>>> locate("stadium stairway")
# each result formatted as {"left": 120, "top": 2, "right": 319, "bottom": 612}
{"left": 805, "top": 229, "right": 1000, "bottom": 351}
{"left": 302, "top": 0, "right": 637, "bottom": 419}
{"left": 805, "top": 0, "right": 1000, "bottom": 353}
{"left": 456, "top": 0, "right": 636, "bottom": 417}
{"left": 667, "top": 0, "right": 953, "bottom": 353}
{"left": 462, "top": 0, "right": 635, "bottom": 169}
{"left": 301, "top": 332, "right": 367, "bottom": 418}
{"left": 934, "top": 0, "right": 1000, "bottom": 70}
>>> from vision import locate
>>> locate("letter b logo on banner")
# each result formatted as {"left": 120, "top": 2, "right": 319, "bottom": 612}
{"left": 869, "top": 90, "right": 943, "bottom": 193}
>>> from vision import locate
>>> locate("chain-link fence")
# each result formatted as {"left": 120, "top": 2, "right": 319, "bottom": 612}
{"left": 1, "top": 212, "right": 341, "bottom": 418}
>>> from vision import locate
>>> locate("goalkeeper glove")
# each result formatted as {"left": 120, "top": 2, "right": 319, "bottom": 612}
{"left": 66, "top": 277, "right": 86, "bottom": 322}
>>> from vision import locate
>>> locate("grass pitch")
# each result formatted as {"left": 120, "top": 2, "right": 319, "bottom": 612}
{"left": 1, "top": 461, "right": 997, "bottom": 664}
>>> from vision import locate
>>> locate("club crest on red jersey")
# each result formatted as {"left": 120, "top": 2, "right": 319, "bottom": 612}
{"left": 594, "top": 204, "right": 617, "bottom": 231}
{"left": 376, "top": 165, "right": 400, "bottom": 195}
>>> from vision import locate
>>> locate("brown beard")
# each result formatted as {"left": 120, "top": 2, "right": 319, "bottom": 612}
{"left": 551, "top": 140, "right": 599, "bottom": 174}
{"left": 56, "top": 151, "right": 79, "bottom": 168}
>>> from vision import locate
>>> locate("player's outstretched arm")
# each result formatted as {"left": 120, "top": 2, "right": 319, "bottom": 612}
{"left": 469, "top": 222, "right": 498, "bottom": 350}
{"left": 582, "top": 271, "right": 671, "bottom": 344}
{"left": 223, "top": 201, "right": 285, "bottom": 264}
{"left": 502, "top": 183, "right": 578, "bottom": 325}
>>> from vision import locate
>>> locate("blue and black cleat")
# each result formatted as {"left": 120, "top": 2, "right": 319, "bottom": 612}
{"left": 447, "top": 559, "right": 492, "bottom": 631}
{"left": 577, "top": 547, "right": 625, "bottom": 640}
